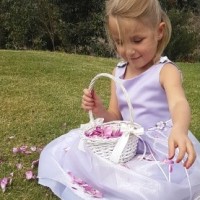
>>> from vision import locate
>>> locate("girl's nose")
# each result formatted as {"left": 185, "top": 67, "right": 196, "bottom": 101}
{"left": 126, "top": 46, "right": 135, "bottom": 56}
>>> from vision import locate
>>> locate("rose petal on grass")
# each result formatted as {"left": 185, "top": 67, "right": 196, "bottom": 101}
{"left": 13, "top": 146, "right": 29, "bottom": 154}
{"left": 0, "top": 173, "right": 13, "bottom": 193}
{"left": 24, "top": 151, "right": 32, "bottom": 155}
{"left": 16, "top": 163, "right": 23, "bottom": 170}
{"left": 19, "top": 146, "right": 28, "bottom": 153}
{"left": 25, "top": 170, "right": 36, "bottom": 180}
{"left": 31, "top": 159, "right": 39, "bottom": 169}
{"left": 0, "top": 178, "right": 8, "bottom": 192}
{"left": 13, "top": 145, "right": 42, "bottom": 155}
{"left": 30, "top": 146, "right": 37, "bottom": 152}
{"left": 36, "top": 147, "right": 43, "bottom": 153}
{"left": 13, "top": 147, "right": 20, "bottom": 154}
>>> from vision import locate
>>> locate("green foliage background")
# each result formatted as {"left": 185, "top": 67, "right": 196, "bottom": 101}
{"left": 0, "top": 0, "right": 200, "bottom": 61}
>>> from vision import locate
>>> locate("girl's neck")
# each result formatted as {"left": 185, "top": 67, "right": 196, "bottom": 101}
{"left": 124, "top": 59, "right": 155, "bottom": 79}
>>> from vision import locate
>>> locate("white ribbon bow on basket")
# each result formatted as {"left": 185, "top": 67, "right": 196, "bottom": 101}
{"left": 110, "top": 122, "right": 144, "bottom": 163}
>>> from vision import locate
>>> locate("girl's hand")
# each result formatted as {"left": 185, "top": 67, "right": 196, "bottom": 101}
{"left": 168, "top": 128, "right": 196, "bottom": 169}
{"left": 81, "top": 89, "right": 106, "bottom": 116}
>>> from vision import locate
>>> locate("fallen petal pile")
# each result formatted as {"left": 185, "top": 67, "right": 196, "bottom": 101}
{"left": 12, "top": 145, "right": 41, "bottom": 155}
{"left": 68, "top": 172, "right": 103, "bottom": 198}
{"left": 0, "top": 145, "right": 43, "bottom": 192}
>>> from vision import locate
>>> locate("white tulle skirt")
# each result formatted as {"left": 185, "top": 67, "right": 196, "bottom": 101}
{"left": 38, "top": 120, "right": 200, "bottom": 200}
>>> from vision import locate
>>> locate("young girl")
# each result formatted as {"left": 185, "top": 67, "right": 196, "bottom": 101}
{"left": 38, "top": 0, "right": 200, "bottom": 199}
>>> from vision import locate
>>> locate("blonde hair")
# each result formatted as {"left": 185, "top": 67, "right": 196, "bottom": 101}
{"left": 105, "top": 0, "right": 172, "bottom": 61}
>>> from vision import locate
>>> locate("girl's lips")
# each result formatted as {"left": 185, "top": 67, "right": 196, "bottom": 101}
{"left": 129, "top": 56, "right": 141, "bottom": 60}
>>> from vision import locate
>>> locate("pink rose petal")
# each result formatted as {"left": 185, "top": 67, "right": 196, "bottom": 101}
{"left": 64, "top": 147, "right": 70, "bottom": 152}
{"left": 25, "top": 170, "right": 36, "bottom": 180}
{"left": 30, "top": 146, "right": 37, "bottom": 152}
{"left": 112, "top": 129, "right": 122, "bottom": 138}
{"left": 85, "top": 126, "right": 122, "bottom": 139}
{"left": 13, "top": 145, "right": 42, "bottom": 155}
{"left": 36, "top": 147, "right": 43, "bottom": 153}
{"left": 19, "top": 146, "right": 28, "bottom": 153}
{"left": 163, "top": 159, "right": 174, "bottom": 173}
{"left": 0, "top": 174, "right": 13, "bottom": 193}
{"left": 0, "top": 178, "right": 8, "bottom": 192}
{"left": 103, "top": 127, "right": 113, "bottom": 137}
{"left": 67, "top": 171, "right": 103, "bottom": 198}
{"left": 93, "top": 190, "right": 103, "bottom": 198}
{"left": 13, "top": 147, "right": 20, "bottom": 154}
{"left": 24, "top": 151, "right": 32, "bottom": 155}
{"left": 16, "top": 163, "right": 23, "bottom": 170}
{"left": 31, "top": 159, "right": 39, "bottom": 169}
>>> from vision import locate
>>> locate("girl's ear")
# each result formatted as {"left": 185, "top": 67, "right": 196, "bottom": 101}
{"left": 157, "top": 22, "right": 165, "bottom": 40}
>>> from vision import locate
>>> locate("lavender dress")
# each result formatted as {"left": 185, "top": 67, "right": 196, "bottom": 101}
{"left": 38, "top": 57, "right": 200, "bottom": 200}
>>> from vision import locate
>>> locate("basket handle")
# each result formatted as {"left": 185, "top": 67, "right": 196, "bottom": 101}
{"left": 88, "top": 73, "right": 134, "bottom": 124}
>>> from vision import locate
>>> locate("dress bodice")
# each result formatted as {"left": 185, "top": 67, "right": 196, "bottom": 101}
{"left": 115, "top": 57, "right": 173, "bottom": 130}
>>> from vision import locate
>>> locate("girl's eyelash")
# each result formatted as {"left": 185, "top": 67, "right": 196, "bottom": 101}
{"left": 114, "top": 37, "right": 144, "bottom": 45}
{"left": 132, "top": 38, "right": 143, "bottom": 43}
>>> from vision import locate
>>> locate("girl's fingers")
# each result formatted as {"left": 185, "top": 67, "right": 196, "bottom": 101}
{"left": 184, "top": 142, "right": 196, "bottom": 169}
{"left": 83, "top": 89, "right": 92, "bottom": 97}
{"left": 81, "top": 98, "right": 94, "bottom": 109}
{"left": 82, "top": 95, "right": 93, "bottom": 103}
{"left": 176, "top": 144, "right": 186, "bottom": 163}
{"left": 168, "top": 139, "right": 175, "bottom": 159}
{"left": 169, "top": 139, "right": 196, "bottom": 168}
{"left": 82, "top": 89, "right": 94, "bottom": 104}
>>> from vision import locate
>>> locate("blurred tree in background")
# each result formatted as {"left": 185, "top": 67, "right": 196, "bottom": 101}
{"left": 0, "top": 0, "right": 199, "bottom": 61}
{"left": 160, "top": 0, "right": 200, "bottom": 61}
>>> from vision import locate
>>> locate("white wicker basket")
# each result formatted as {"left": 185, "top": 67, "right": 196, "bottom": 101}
{"left": 80, "top": 73, "right": 144, "bottom": 163}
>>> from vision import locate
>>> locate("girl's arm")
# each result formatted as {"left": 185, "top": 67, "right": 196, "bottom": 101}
{"left": 81, "top": 69, "right": 122, "bottom": 122}
{"left": 160, "top": 63, "right": 196, "bottom": 168}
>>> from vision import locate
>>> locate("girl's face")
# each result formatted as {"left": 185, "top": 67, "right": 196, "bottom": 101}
{"left": 108, "top": 16, "right": 164, "bottom": 73}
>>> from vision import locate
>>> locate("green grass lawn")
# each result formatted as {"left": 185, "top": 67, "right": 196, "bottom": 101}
{"left": 0, "top": 50, "right": 199, "bottom": 199}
